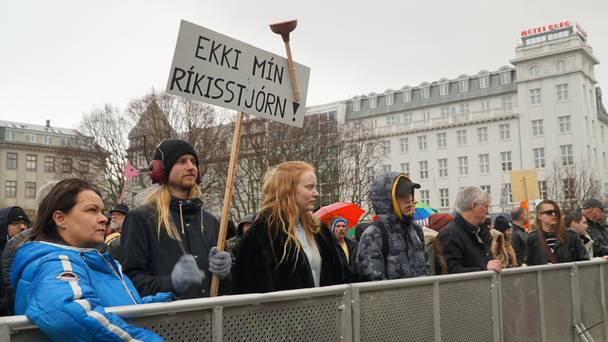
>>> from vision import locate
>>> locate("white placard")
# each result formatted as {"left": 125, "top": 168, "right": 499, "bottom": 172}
{"left": 166, "top": 20, "right": 310, "bottom": 128}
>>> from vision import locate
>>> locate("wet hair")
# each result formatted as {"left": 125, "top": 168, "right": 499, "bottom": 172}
{"left": 31, "top": 178, "right": 102, "bottom": 242}
{"left": 564, "top": 210, "right": 584, "bottom": 229}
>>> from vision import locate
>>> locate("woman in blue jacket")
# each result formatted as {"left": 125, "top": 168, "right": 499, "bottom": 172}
{"left": 10, "top": 178, "right": 171, "bottom": 341}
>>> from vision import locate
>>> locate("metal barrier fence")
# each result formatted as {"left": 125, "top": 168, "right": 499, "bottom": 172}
{"left": 0, "top": 260, "right": 606, "bottom": 341}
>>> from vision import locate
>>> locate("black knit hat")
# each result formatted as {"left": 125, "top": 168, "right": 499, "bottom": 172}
{"left": 7, "top": 207, "right": 30, "bottom": 225}
{"left": 494, "top": 215, "right": 511, "bottom": 233}
{"left": 153, "top": 139, "right": 199, "bottom": 175}
{"left": 109, "top": 204, "right": 130, "bottom": 215}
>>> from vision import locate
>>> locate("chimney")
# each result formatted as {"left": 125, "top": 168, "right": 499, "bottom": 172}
{"left": 45, "top": 120, "right": 50, "bottom": 128}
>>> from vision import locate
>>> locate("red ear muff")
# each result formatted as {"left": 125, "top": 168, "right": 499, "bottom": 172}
{"left": 149, "top": 160, "right": 167, "bottom": 184}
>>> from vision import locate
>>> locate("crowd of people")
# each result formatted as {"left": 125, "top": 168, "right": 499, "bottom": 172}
{"left": 1, "top": 138, "right": 607, "bottom": 341}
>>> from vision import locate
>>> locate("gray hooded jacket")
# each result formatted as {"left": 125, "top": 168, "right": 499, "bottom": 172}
{"left": 356, "top": 172, "right": 428, "bottom": 281}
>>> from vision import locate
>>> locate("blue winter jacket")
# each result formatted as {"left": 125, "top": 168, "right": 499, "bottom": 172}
{"left": 10, "top": 241, "right": 172, "bottom": 341}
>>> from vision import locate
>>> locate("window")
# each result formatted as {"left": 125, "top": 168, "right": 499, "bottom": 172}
{"left": 480, "top": 185, "right": 491, "bottom": 194}
{"left": 538, "top": 180, "right": 548, "bottom": 199}
{"left": 501, "top": 151, "right": 512, "bottom": 171}
{"left": 420, "top": 86, "right": 430, "bottom": 99}
{"left": 604, "top": 152, "right": 607, "bottom": 169}
{"left": 419, "top": 161, "right": 429, "bottom": 179}
{"left": 420, "top": 190, "right": 430, "bottom": 205}
{"left": 381, "top": 141, "right": 391, "bottom": 154}
{"left": 459, "top": 79, "right": 469, "bottom": 92}
{"left": 79, "top": 160, "right": 90, "bottom": 173}
{"left": 479, "top": 75, "right": 489, "bottom": 88}
{"left": 5, "top": 130, "right": 15, "bottom": 140}
{"left": 385, "top": 94, "right": 394, "bottom": 106}
{"left": 25, "top": 154, "right": 37, "bottom": 171}
{"left": 439, "top": 82, "right": 449, "bottom": 96}
{"left": 403, "top": 90, "right": 412, "bottom": 103}
{"left": 557, "top": 84, "right": 569, "bottom": 101}
{"left": 481, "top": 100, "right": 490, "bottom": 111}
{"left": 441, "top": 105, "right": 455, "bottom": 119}
{"left": 399, "top": 138, "right": 409, "bottom": 153}
{"left": 583, "top": 84, "right": 587, "bottom": 103}
{"left": 459, "top": 103, "right": 470, "bottom": 114}
{"left": 417, "top": 135, "right": 428, "bottom": 151}
{"left": 62, "top": 158, "right": 73, "bottom": 173}
{"left": 531, "top": 119, "right": 544, "bottom": 136}
{"left": 387, "top": 115, "right": 397, "bottom": 126}
{"left": 528, "top": 65, "right": 539, "bottom": 78}
{"left": 437, "top": 133, "right": 447, "bottom": 148}
{"left": 381, "top": 165, "right": 391, "bottom": 173}
{"left": 422, "top": 111, "right": 431, "bottom": 123}
{"left": 556, "top": 60, "right": 566, "bottom": 73}
{"left": 499, "top": 124, "right": 511, "bottom": 141}
{"left": 479, "top": 154, "right": 490, "bottom": 174}
{"left": 6, "top": 152, "right": 17, "bottom": 170}
{"left": 501, "top": 96, "right": 513, "bottom": 112}
{"left": 25, "top": 134, "right": 35, "bottom": 143}
{"left": 458, "top": 156, "right": 469, "bottom": 176}
{"left": 559, "top": 115, "right": 571, "bottom": 133}
{"left": 400, "top": 162, "right": 410, "bottom": 173}
{"left": 478, "top": 127, "right": 488, "bottom": 143}
{"left": 456, "top": 130, "right": 467, "bottom": 146}
{"left": 438, "top": 159, "right": 448, "bottom": 177}
{"left": 369, "top": 96, "right": 377, "bottom": 109}
{"left": 500, "top": 71, "right": 511, "bottom": 84}
{"left": 43, "top": 135, "right": 52, "bottom": 145}
{"left": 25, "top": 182, "right": 36, "bottom": 198}
{"left": 44, "top": 156, "right": 56, "bottom": 172}
{"left": 602, "top": 126, "right": 606, "bottom": 142}
{"left": 439, "top": 189, "right": 450, "bottom": 207}
{"left": 530, "top": 88, "right": 542, "bottom": 105}
{"left": 560, "top": 144, "right": 574, "bottom": 166}
{"left": 503, "top": 183, "right": 513, "bottom": 203}
{"left": 403, "top": 112, "right": 413, "bottom": 124}
{"left": 533, "top": 147, "right": 545, "bottom": 168}
{"left": 564, "top": 178, "right": 575, "bottom": 200}
{"left": 353, "top": 100, "right": 361, "bottom": 111}
{"left": 5, "top": 181, "right": 17, "bottom": 198}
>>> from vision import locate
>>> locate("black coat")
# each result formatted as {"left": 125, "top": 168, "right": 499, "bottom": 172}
{"left": 437, "top": 213, "right": 492, "bottom": 274}
{"left": 511, "top": 224, "right": 527, "bottom": 266}
{"left": 120, "top": 198, "right": 226, "bottom": 299}
{"left": 586, "top": 219, "right": 608, "bottom": 257}
{"left": 526, "top": 229, "right": 589, "bottom": 265}
{"left": 232, "top": 211, "right": 345, "bottom": 294}
{"left": 336, "top": 237, "right": 359, "bottom": 283}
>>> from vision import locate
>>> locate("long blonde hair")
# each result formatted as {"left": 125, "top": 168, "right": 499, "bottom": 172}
{"left": 260, "top": 161, "right": 320, "bottom": 265}
{"left": 145, "top": 184, "right": 204, "bottom": 240}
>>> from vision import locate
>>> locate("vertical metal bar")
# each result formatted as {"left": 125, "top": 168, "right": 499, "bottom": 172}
{"left": 339, "top": 287, "right": 353, "bottom": 342}
{"left": 537, "top": 270, "right": 547, "bottom": 342}
{"left": 351, "top": 287, "right": 361, "bottom": 342}
{"left": 601, "top": 263, "right": 608, "bottom": 341}
{"left": 490, "top": 273, "right": 502, "bottom": 342}
{"left": 212, "top": 306, "right": 223, "bottom": 342}
{"left": 571, "top": 264, "right": 582, "bottom": 342}
{"left": 433, "top": 281, "right": 442, "bottom": 342}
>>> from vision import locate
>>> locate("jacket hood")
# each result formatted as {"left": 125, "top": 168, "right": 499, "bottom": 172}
{"left": 369, "top": 172, "right": 417, "bottom": 220}
{"left": 0, "top": 207, "right": 13, "bottom": 251}
{"left": 10, "top": 241, "right": 104, "bottom": 288}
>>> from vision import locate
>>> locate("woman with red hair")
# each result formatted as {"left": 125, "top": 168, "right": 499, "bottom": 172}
{"left": 232, "top": 161, "right": 344, "bottom": 293}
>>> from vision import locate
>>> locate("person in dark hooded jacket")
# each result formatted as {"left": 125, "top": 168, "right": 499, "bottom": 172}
{"left": 0, "top": 207, "right": 31, "bottom": 256}
{"left": 225, "top": 214, "right": 255, "bottom": 264}
{"left": 356, "top": 172, "right": 428, "bottom": 281}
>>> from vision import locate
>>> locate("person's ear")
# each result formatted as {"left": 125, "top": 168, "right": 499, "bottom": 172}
{"left": 53, "top": 210, "right": 67, "bottom": 230}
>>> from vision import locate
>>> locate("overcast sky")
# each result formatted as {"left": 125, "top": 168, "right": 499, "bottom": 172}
{"left": 1, "top": 0, "right": 607, "bottom": 129}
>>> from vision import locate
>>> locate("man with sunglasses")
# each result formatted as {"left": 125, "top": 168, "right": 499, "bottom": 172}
{"left": 581, "top": 198, "right": 608, "bottom": 257}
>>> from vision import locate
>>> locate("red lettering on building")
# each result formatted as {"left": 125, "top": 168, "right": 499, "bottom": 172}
{"left": 520, "top": 21, "right": 572, "bottom": 37}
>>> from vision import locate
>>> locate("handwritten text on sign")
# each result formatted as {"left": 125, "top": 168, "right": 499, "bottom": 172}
{"left": 166, "top": 20, "right": 310, "bottom": 128}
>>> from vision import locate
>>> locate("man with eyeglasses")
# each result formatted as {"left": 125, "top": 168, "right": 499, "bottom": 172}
{"left": 581, "top": 198, "right": 608, "bottom": 257}
{"left": 0, "top": 206, "right": 31, "bottom": 256}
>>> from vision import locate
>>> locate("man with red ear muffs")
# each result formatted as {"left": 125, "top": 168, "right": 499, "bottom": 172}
{"left": 120, "top": 139, "right": 232, "bottom": 299}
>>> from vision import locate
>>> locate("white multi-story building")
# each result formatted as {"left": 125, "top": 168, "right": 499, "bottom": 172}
{"left": 314, "top": 21, "right": 608, "bottom": 212}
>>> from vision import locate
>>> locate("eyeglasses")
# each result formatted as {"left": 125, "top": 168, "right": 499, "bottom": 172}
{"left": 540, "top": 210, "right": 558, "bottom": 216}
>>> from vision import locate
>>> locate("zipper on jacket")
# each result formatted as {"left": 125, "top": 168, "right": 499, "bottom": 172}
{"left": 90, "top": 251, "right": 138, "bottom": 304}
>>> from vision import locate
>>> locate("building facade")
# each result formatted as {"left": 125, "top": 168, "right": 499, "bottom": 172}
{"left": 0, "top": 120, "right": 93, "bottom": 215}
{"left": 335, "top": 21, "right": 608, "bottom": 212}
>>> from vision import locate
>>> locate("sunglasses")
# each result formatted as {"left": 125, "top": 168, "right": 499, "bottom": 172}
{"left": 540, "top": 210, "right": 558, "bottom": 216}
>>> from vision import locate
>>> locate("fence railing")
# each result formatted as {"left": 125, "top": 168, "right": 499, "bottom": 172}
{"left": 1, "top": 259, "right": 606, "bottom": 342}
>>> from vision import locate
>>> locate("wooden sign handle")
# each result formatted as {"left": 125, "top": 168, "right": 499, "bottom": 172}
{"left": 284, "top": 42, "right": 300, "bottom": 102}
{"left": 210, "top": 112, "right": 244, "bottom": 297}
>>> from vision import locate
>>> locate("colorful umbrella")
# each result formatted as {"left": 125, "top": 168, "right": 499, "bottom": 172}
{"left": 314, "top": 202, "right": 365, "bottom": 229}
{"left": 413, "top": 201, "right": 437, "bottom": 221}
